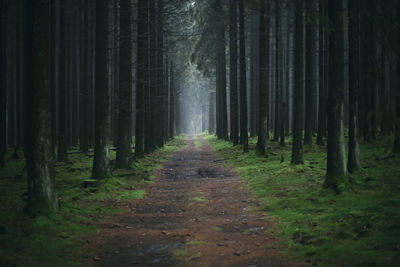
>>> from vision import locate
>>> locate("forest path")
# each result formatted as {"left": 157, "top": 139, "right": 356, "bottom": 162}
{"left": 96, "top": 135, "right": 299, "bottom": 267}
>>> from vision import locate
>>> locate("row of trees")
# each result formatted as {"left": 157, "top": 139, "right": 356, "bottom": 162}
{"left": 0, "top": 0, "right": 186, "bottom": 211}
{"left": 193, "top": 0, "right": 400, "bottom": 190}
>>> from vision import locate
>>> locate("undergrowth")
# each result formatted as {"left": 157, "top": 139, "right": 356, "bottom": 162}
{"left": 206, "top": 134, "right": 400, "bottom": 267}
{"left": 0, "top": 136, "right": 186, "bottom": 266}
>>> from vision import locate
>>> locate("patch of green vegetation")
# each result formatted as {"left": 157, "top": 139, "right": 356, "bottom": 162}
{"left": 173, "top": 239, "right": 204, "bottom": 266}
{"left": 206, "top": 134, "right": 400, "bottom": 267}
{"left": 194, "top": 138, "right": 202, "bottom": 149}
{"left": 0, "top": 136, "right": 186, "bottom": 266}
{"left": 186, "top": 240, "right": 206, "bottom": 246}
{"left": 188, "top": 191, "right": 207, "bottom": 206}
{"left": 213, "top": 226, "right": 223, "bottom": 232}
{"left": 190, "top": 196, "right": 207, "bottom": 202}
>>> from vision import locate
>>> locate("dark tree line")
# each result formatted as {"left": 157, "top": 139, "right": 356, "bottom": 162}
{"left": 1, "top": 0, "right": 182, "bottom": 211}
{"left": 2, "top": 0, "right": 400, "bottom": 210}
{"left": 196, "top": 0, "right": 400, "bottom": 190}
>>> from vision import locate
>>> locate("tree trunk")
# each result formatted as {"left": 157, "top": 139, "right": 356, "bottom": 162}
{"left": 0, "top": 0, "right": 6, "bottom": 167}
{"left": 169, "top": 62, "right": 175, "bottom": 139}
{"left": 92, "top": 0, "right": 110, "bottom": 180}
{"left": 348, "top": 0, "right": 361, "bottom": 172}
{"left": 116, "top": 0, "right": 132, "bottom": 168}
{"left": 239, "top": 0, "right": 248, "bottom": 152}
{"left": 325, "top": 0, "right": 347, "bottom": 189}
{"left": 229, "top": 0, "right": 239, "bottom": 145}
{"left": 256, "top": 0, "right": 270, "bottom": 155}
{"left": 156, "top": 0, "right": 164, "bottom": 147}
{"left": 216, "top": 0, "right": 228, "bottom": 140}
{"left": 291, "top": 0, "right": 304, "bottom": 164}
{"left": 58, "top": 2, "right": 67, "bottom": 162}
{"left": 80, "top": 0, "right": 89, "bottom": 154}
{"left": 304, "top": 0, "right": 317, "bottom": 145}
{"left": 209, "top": 90, "right": 215, "bottom": 134}
{"left": 395, "top": 0, "right": 400, "bottom": 153}
{"left": 25, "top": 0, "right": 58, "bottom": 212}
{"left": 317, "top": 0, "right": 327, "bottom": 146}
{"left": 145, "top": 0, "right": 156, "bottom": 153}
{"left": 135, "top": 0, "right": 147, "bottom": 157}
{"left": 273, "top": 0, "right": 281, "bottom": 142}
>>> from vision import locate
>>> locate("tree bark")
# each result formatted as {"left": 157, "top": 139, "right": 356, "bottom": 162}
{"left": 92, "top": 0, "right": 110, "bottom": 180}
{"left": 58, "top": 1, "right": 67, "bottom": 162}
{"left": 25, "top": 0, "right": 58, "bottom": 212}
{"left": 291, "top": 0, "right": 304, "bottom": 164}
{"left": 80, "top": 0, "right": 89, "bottom": 154}
{"left": 0, "top": 0, "right": 6, "bottom": 167}
{"left": 135, "top": 0, "right": 147, "bottom": 157}
{"left": 169, "top": 62, "right": 175, "bottom": 139}
{"left": 229, "top": 0, "right": 239, "bottom": 145}
{"left": 348, "top": 0, "right": 361, "bottom": 172}
{"left": 273, "top": 0, "right": 281, "bottom": 142}
{"left": 239, "top": 0, "right": 248, "bottom": 151}
{"left": 116, "top": 0, "right": 132, "bottom": 167}
{"left": 325, "top": 0, "right": 347, "bottom": 188}
{"left": 156, "top": 0, "right": 164, "bottom": 148}
{"left": 317, "top": 0, "right": 327, "bottom": 145}
{"left": 256, "top": 0, "right": 270, "bottom": 155}
{"left": 395, "top": 0, "right": 400, "bottom": 153}
{"left": 215, "top": 0, "right": 228, "bottom": 140}
{"left": 304, "top": 0, "right": 317, "bottom": 145}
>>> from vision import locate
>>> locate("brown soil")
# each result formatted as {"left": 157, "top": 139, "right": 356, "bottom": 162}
{"left": 91, "top": 135, "right": 301, "bottom": 267}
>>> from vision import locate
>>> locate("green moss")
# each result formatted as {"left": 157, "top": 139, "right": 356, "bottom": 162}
{"left": 206, "top": 134, "right": 400, "bottom": 266}
{"left": 172, "top": 239, "right": 204, "bottom": 266}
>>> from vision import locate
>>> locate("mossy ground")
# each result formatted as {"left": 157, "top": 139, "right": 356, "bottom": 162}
{"left": 206, "top": 134, "right": 400, "bottom": 267}
{"left": 0, "top": 136, "right": 185, "bottom": 266}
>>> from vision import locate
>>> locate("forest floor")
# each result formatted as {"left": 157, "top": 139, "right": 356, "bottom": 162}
{"left": 1, "top": 134, "right": 399, "bottom": 266}
{"left": 94, "top": 135, "right": 300, "bottom": 267}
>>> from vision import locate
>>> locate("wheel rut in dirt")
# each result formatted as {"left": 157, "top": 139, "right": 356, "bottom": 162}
{"left": 96, "top": 135, "right": 299, "bottom": 267}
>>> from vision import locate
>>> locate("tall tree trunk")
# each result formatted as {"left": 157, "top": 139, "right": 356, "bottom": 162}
{"left": 135, "top": 0, "right": 147, "bottom": 157}
{"left": 156, "top": 0, "right": 164, "bottom": 147}
{"left": 0, "top": 0, "right": 6, "bottom": 167}
{"left": 209, "top": 90, "right": 215, "bottom": 134}
{"left": 273, "top": 0, "right": 281, "bottom": 142}
{"left": 291, "top": 0, "right": 304, "bottom": 164}
{"left": 25, "top": 0, "right": 58, "bottom": 212}
{"left": 215, "top": 0, "right": 228, "bottom": 140}
{"left": 394, "top": 0, "right": 400, "bottom": 153}
{"left": 348, "top": 0, "right": 361, "bottom": 173}
{"left": 229, "top": 0, "right": 239, "bottom": 145}
{"left": 256, "top": 0, "right": 270, "bottom": 155}
{"left": 145, "top": 0, "right": 156, "bottom": 153}
{"left": 304, "top": 0, "right": 317, "bottom": 145}
{"left": 92, "top": 0, "right": 110, "bottom": 180}
{"left": 317, "top": 0, "right": 327, "bottom": 146}
{"left": 80, "top": 0, "right": 89, "bottom": 153}
{"left": 325, "top": 0, "right": 347, "bottom": 189}
{"left": 169, "top": 62, "right": 175, "bottom": 139}
{"left": 58, "top": 2, "right": 67, "bottom": 161}
{"left": 239, "top": 0, "right": 248, "bottom": 151}
{"left": 116, "top": 0, "right": 132, "bottom": 167}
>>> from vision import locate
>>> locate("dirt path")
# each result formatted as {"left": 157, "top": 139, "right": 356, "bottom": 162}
{"left": 95, "top": 135, "right": 299, "bottom": 267}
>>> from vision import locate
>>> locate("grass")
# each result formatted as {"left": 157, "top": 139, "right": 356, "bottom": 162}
{"left": 0, "top": 136, "right": 186, "bottom": 267}
{"left": 206, "top": 133, "right": 400, "bottom": 267}
{"left": 172, "top": 239, "right": 205, "bottom": 266}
